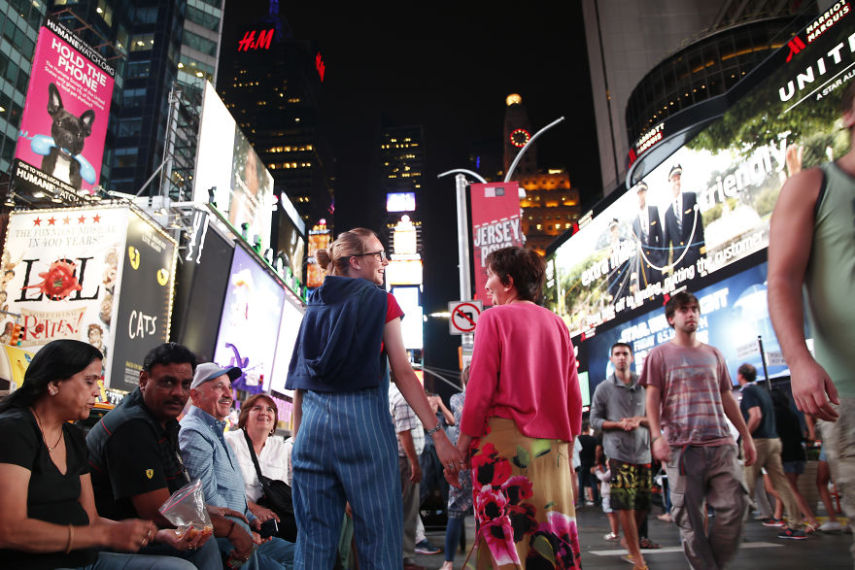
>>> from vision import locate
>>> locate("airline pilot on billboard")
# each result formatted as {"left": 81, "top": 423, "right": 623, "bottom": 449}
{"left": 663, "top": 165, "right": 706, "bottom": 272}
{"left": 631, "top": 181, "right": 664, "bottom": 286}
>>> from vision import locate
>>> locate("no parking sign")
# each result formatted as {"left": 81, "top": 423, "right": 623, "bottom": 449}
{"left": 448, "top": 300, "right": 482, "bottom": 335}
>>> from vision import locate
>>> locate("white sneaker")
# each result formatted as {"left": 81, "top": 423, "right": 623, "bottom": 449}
{"left": 819, "top": 521, "right": 844, "bottom": 533}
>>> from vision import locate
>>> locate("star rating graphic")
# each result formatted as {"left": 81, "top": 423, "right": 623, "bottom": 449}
{"left": 32, "top": 213, "right": 103, "bottom": 227}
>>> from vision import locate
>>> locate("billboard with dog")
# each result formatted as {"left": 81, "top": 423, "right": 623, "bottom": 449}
{"left": 12, "top": 17, "right": 116, "bottom": 202}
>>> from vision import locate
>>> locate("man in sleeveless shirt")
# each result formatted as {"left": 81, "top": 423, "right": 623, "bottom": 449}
{"left": 768, "top": 79, "right": 855, "bottom": 557}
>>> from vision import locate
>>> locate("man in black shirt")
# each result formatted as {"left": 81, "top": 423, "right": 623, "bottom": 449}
{"left": 577, "top": 422, "right": 600, "bottom": 505}
{"left": 737, "top": 363, "right": 806, "bottom": 539}
{"left": 87, "top": 343, "right": 251, "bottom": 567}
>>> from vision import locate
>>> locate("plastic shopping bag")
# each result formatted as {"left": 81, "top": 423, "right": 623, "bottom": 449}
{"left": 158, "top": 478, "right": 214, "bottom": 540}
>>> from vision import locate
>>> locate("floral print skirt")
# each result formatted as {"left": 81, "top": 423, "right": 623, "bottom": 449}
{"left": 469, "top": 417, "right": 581, "bottom": 569}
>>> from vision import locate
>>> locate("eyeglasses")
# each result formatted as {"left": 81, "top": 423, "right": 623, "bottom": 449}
{"left": 353, "top": 250, "right": 387, "bottom": 262}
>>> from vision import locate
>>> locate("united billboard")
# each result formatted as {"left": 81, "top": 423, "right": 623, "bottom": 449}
{"left": 546, "top": 10, "right": 855, "bottom": 340}
{"left": 13, "top": 17, "right": 115, "bottom": 201}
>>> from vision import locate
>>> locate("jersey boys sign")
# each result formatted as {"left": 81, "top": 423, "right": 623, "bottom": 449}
{"left": 470, "top": 182, "right": 523, "bottom": 305}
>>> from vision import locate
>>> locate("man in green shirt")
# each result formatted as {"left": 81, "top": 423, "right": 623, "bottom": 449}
{"left": 768, "top": 79, "right": 855, "bottom": 554}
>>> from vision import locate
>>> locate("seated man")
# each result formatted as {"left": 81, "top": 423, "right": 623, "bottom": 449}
{"left": 86, "top": 343, "right": 240, "bottom": 569}
{"left": 180, "top": 362, "right": 295, "bottom": 569}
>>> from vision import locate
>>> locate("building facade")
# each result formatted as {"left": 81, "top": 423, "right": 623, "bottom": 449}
{"left": 582, "top": 0, "right": 819, "bottom": 194}
{"left": 217, "top": 9, "right": 333, "bottom": 229}
{"left": 0, "top": 0, "right": 48, "bottom": 183}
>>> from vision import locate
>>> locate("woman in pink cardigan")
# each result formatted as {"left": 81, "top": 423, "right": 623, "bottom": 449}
{"left": 457, "top": 246, "right": 583, "bottom": 569}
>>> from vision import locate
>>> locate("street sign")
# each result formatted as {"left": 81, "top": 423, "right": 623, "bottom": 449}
{"left": 449, "top": 300, "right": 482, "bottom": 335}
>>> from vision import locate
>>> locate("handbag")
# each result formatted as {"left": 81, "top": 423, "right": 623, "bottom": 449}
{"left": 243, "top": 429, "right": 298, "bottom": 541}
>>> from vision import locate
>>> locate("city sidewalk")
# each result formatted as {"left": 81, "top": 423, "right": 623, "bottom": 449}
{"left": 412, "top": 504, "right": 852, "bottom": 569}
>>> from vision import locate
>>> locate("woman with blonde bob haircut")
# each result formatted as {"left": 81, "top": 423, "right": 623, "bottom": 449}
{"left": 286, "top": 227, "right": 463, "bottom": 569}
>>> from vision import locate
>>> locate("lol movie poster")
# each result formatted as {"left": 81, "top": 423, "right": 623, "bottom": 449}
{"left": 13, "top": 17, "right": 115, "bottom": 201}
{"left": 0, "top": 206, "right": 128, "bottom": 382}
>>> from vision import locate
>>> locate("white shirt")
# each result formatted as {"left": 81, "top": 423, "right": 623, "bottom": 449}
{"left": 224, "top": 429, "right": 290, "bottom": 503}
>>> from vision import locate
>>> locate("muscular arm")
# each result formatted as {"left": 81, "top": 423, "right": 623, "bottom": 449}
{"left": 722, "top": 389, "right": 756, "bottom": 466}
{"left": 130, "top": 488, "right": 173, "bottom": 528}
{"left": 767, "top": 167, "right": 839, "bottom": 420}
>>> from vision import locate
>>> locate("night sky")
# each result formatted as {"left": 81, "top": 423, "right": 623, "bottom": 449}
{"left": 220, "top": 3, "right": 602, "bottom": 378}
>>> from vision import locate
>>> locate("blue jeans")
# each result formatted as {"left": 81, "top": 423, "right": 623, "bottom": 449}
{"left": 216, "top": 534, "right": 295, "bottom": 570}
{"left": 69, "top": 551, "right": 196, "bottom": 569}
{"left": 138, "top": 538, "right": 222, "bottom": 570}
{"left": 292, "top": 387, "right": 401, "bottom": 569}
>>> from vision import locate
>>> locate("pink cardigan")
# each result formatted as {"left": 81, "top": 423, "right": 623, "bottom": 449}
{"left": 460, "top": 302, "right": 582, "bottom": 442}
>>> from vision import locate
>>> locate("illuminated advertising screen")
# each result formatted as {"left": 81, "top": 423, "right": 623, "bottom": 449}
{"left": 578, "top": 371, "right": 590, "bottom": 409}
{"left": 547, "top": 11, "right": 855, "bottom": 339}
{"left": 275, "top": 209, "right": 305, "bottom": 281}
{"left": 214, "top": 245, "right": 285, "bottom": 393}
{"left": 268, "top": 297, "right": 305, "bottom": 398}
{"left": 172, "top": 214, "right": 233, "bottom": 360}
{"left": 579, "top": 262, "right": 788, "bottom": 391}
{"left": 13, "top": 17, "right": 115, "bottom": 202}
{"left": 0, "top": 206, "right": 142, "bottom": 387}
{"left": 306, "top": 222, "right": 331, "bottom": 288}
{"left": 109, "top": 210, "right": 177, "bottom": 392}
{"left": 386, "top": 259, "right": 423, "bottom": 286}
{"left": 386, "top": 192, "right": 416, "bottom": 212}
{"left": 193, "top": 82, "right": 274, "bottom": 250}
{"left": 391, "top": 286, "right": 423, "bottom": 350}
{"left": 392, "top": 216, "right": 418, "bottom": 256}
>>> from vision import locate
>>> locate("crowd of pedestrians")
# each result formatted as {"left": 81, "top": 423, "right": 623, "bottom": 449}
{"left": 2, "top": 81, "right": 855, "bottom": 567}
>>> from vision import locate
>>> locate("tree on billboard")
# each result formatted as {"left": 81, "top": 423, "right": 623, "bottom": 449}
{"left": 688, "top": 84, "right": 842, "bottom": 154}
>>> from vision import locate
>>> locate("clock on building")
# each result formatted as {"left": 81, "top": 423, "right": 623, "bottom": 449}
{"left": 510, "top": 128, "right": 531, "bottom": 148}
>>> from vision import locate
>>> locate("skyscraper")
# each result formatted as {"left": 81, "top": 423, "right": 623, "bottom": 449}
{"left": 379, "top": 124, "right": 425, "bottom": 356}
{"left": 0, "top": 0, "right": 46, "bottom": 184}
{"left": 218, "top": 3, "right": 333, "bottom": 229}
{"left": 380, "top": 124, "right": 424, "bottom": 255}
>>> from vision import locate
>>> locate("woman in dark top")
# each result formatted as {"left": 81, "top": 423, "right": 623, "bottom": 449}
{"left": 0, "top": 339, "right": 193, "bottom": 570}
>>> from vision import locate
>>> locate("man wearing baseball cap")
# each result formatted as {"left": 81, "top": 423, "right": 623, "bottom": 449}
{"left": 180, "top": 363, "right": 295, "bottom": 569}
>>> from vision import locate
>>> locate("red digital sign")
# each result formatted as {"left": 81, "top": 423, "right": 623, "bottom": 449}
{"left": 315, "top": 52, "right": 325, "bottom": 82}
{"left": 238, "top": 29, "right": 274, "bottom": 52}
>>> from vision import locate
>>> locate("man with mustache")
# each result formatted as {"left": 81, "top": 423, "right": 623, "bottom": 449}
{"left": 86, "top": 343, "right": 222, "bottom": 568}
{"left": 180, "top": 362, "right": 295, "bottom": 569}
